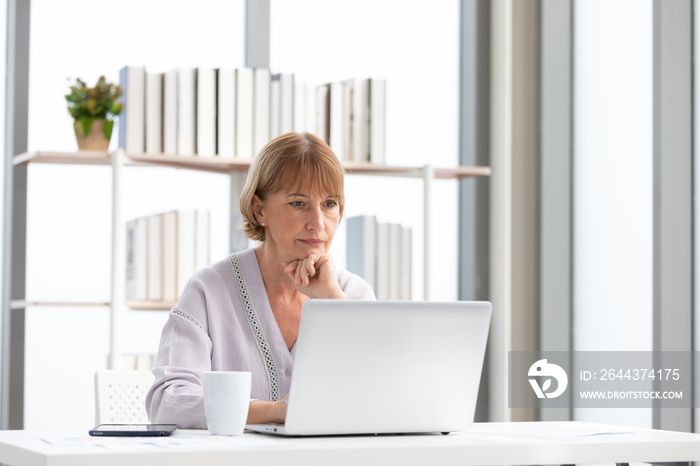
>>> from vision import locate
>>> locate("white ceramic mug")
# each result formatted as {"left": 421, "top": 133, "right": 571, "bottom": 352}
{"left": 203, "top": 371, "right": 252, "bottom": 435}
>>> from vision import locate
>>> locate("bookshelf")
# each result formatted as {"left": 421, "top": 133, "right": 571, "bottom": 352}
{"left": 14, "top": 151, "right": 491, "bottom": 178}
{"left": 13, "top": 150, "right": 491, "bottom": 367}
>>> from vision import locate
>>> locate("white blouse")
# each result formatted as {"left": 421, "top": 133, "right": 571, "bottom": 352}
{"left": 145, "top": 248, "right": 375, "bottom": 428}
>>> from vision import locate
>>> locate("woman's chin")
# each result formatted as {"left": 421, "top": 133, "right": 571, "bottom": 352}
{"left": 296, "top": 243, "right": 328, "bottom": 255}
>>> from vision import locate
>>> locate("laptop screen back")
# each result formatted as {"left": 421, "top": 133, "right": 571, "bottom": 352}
{"left": 284, "top": 300, "right": 492, "bottom": 436}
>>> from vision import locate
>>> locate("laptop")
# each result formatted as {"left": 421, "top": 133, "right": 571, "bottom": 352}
{"left": 246, "top": 299, "right": 491, "bottom": 436}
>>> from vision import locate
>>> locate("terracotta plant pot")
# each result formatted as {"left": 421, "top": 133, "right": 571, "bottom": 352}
{"left": 74, "top": 118, "right": 110, "bottom": 151}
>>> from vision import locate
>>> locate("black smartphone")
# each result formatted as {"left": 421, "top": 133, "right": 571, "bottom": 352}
{"left": 88, "top": 423, "right": 178, "bottom": 437}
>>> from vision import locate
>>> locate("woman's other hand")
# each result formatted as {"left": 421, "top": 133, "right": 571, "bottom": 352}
{"left": 247, "top": 394, "right": 288, "bottom": 425}
{"left": 283, "top": 253, "right": 347, "bottom": 299}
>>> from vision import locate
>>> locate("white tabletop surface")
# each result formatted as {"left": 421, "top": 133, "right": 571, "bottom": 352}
{"left": 0, "top": 421, "right": 699, "bottom": 466}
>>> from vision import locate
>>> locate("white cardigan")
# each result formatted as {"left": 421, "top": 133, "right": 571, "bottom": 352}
{"left": 145, "top": 247, "right": 375, "bottom": 428}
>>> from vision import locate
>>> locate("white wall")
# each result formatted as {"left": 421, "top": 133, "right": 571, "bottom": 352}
{"left": 572, "top": 0, "right": 653, "bottom": 427}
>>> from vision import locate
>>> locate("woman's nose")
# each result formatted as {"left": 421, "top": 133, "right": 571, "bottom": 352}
{"left": 306, "top": 206, "right": 325, "bottom": 230}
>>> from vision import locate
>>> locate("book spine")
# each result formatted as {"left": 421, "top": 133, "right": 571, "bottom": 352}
{"left": 279, "top": 73, "right": 294, "bottom": 135}
{"left": 399, "top": 226, "right": 412, "bottom": 300}
{"left": 145, "top": 72, "right": 164, "bottom": 155}
{"left": 134, "top": 217, "right": 149, "bottom": 300}
{"left": 236, "top": 68, "right": 254, "bottom": 159}
{"left": 216, "top": 68, "right": 236, "bottom": 158}
{"left": 375, "top": 222, "right": 389, "bottom": 300}
{"left": 177, "top": 68, "right": 196, "bottom": 156}
{"left": 345, "top": 215, "right": 377, "bottom": 292}
{"left": 369, "top": 78, "right": 386, "bottom": 164}
{"left": 314, "top": 84, "right": 330, "bottom": 144}
{"left": 163, "top": 69, "right": 178, "bottom": 155}
{"left": 270, "top": 74, "right": 281, "bottom": 139}
{"left": 125, "top": 220, "right": 137, "bottom": 301}
{"left": 388, "top": 223, "right": 401, "bottom": 300}
{"left": 161, "top": 211, "right": 178, "bottom": 301}
{"left": 254, "top": 68, "right": 271, "bottom": 155}
{"left": 353, "top": 78, "right": 370, "bottom": 163}
{"left": 341, "top": 79, "right": 354, "bottom": 161}
{"left": 330, "top": 81, "right": 345, "bottom": 159}
{"left": 118, "top": 66, "right": 146, "bottom": 154}
{"left": 196, "top": 68, "right": 217, "bottom": 157}
{"left": 147, "top": 214, "right": 163, "bottom": 301}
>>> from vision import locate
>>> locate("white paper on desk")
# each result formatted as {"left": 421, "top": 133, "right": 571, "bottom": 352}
{"left": 39, "top": 434, "right": 288, "bottom": 449}
{"left": 471, "top": 423, "right": 635, "bottom": 439}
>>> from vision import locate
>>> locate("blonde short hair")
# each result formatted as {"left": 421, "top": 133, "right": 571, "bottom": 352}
{"left": 239, "top": 132, "right": 345, "bottom": 242}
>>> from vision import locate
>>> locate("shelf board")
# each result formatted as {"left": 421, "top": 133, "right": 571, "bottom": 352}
{"left": 10, "top": 300, "right": 110, "bottom": 310}
{"left": 125, "top": 153, "right": 253, "bottom": 173}
{"left": 14, "top": 151, "right": 492, "bottom": 178}
{"left": 11, "top": 299, "right": 175, "bottom": 311}
{"left": 124, "top": 300, "right": 176, "bottom": 311}
{"left": 13, "top": 151, "right": 111, "bottom": 166}
{"left": 342, "top": 162, "right": 492, "bottom": 179}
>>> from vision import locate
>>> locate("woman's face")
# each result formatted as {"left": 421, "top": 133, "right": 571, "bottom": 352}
{"left": 254, "top": 188, "right": 341, "bottom": 260}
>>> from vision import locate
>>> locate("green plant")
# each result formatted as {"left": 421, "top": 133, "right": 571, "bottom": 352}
{"left": 65, "top": 76, "right": 123, "bottom": 139}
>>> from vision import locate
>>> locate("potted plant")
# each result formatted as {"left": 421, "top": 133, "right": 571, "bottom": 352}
{"left": 65, "top": 76, "right": 123, "bottom": 151}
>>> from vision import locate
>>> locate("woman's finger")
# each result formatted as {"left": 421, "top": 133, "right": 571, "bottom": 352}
{"left": 296, "top": 259, "right": 307, "bottom": 285}
{"left": 283, "top": 260, "right": 297, "bottom": 273}
{"left": 305, "top": 255, "right": 317, "bottom": 278}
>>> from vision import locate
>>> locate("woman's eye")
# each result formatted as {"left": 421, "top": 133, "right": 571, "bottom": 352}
{"left": 290, "top": 201, "right": 303, "bottom": 207}
{"left": 325, "top": 201, "right": 338, "bottom": 208}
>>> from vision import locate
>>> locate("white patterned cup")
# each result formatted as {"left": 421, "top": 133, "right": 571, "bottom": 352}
{"left": 203, "top": 371, "right": 252, "bottom": 435}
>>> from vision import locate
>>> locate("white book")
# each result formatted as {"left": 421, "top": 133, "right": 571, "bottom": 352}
{"left": 399, "top": 226, "right": 412, "bottom": 300}
{"left": 196, "top": 68, "right": 217, "bottom": 157}
{"left": 163, "top": 69, "right": 178, "bottom": 155}
{"left": 147, "top": 214, "right": 163, "bottom": 301}
{"left": 177, "top": 210, "right": 196, "bottom": 293}
{"left": 125, "top": 220, "right": 138, "bottom": 300}
{"left": 162, "top": 211, "right": 178, "bottom": 302}
{"left": 294, "top": 81, "right": 307, "bottom": 133}
{"left": 388, "top": 223, "right": 401, "bottom": 300}
{"left": 177, "top": 68, "right": 196, "bottom": 156}
{"left": 195, "top": 210, "right": 210, "bottom": 270}
{"left": 314, "top": 84, "right": 330, "bottom": 144}
{"left": 270, "top": 73, "right": 281, "bottom": 139}
{"left": 369, "top": 78, "right": 386, "bottom": 164}
{"left": 279, "top": 73, "right": 294, "bottom": 134}
{"left": 351, "top": 77, "right": 371, "bottom": 162}
{"left": 254, "top": 68, "right": 271, "bottom": 154}
{"left": 216, "top": 68, "right": 236, "bottom": 158}
{"left": 375, "top": 222, "right": 390, "bottom": 300}
{"left": 345, "top": 215, "right": 376, "bottom": 292}
{"left": 341, "top": 79, "right": 354, "bottom": 161}
{"left": 125, "top": 217, "right": 149, "bottom": 301}
{"left": 118, "top": 66, "right": 145, "bottom": 154}
{"left": 330, "top": 81, "right": 345, "bottom": 159}
{"left": 236, "top": 67, "right": 255, "bottom": 158}
{"left": 145, "top": 71, "right": 163, "bottom": 155}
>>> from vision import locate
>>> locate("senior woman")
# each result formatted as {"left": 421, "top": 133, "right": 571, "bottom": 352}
{"left": 145, "top": 132, "right": 375, "bottom": 428}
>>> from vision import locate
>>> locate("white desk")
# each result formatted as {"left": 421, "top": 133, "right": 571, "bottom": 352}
{"left": 0, "top": 422, "right": 698, "bottom": 466}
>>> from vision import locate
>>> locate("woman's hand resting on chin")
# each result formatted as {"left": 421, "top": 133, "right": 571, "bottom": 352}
{"left": 283, "top": 253, "right": 347, "bottom": 299}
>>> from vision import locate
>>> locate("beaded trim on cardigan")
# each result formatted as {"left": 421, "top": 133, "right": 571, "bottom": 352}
{"left": 229, "top": 252, "right": 280, "bottom": 402}
{"left": 170, "top": 307, "right": 206, "bottom": 334}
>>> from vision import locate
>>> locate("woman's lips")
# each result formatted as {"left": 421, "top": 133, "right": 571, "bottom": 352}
{"left": 299, "top": 239, "right": 324, "bottom": 246}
